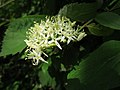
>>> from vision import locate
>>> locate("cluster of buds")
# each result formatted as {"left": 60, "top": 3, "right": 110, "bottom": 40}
{"left": 24, "top": 15, "right": 86, "bottom": 65}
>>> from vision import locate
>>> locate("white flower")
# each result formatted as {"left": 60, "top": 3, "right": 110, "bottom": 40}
{"left": 24, "top": 15, "right": 86, "bottom": 65}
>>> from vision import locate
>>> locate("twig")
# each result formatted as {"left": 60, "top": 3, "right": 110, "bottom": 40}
{"left": 0, "top": 0, "right": 14, "bottom": 8}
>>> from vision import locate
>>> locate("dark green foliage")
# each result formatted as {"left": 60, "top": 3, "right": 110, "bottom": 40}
{"left": 87, "top": 23, "right": 114, "bottom": 36}
{"left": 1, "top": 0, "right": 120, "bottom": 90}
{"left": 95, "top": 12, "right": 120, "bottom": 30}
{"left": 67, "top": 40, "right": 120, "bottom": 90}
{"left": 59, "top": 2, "right": 99, "bottom": 22}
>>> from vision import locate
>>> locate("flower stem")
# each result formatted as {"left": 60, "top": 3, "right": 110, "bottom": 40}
{"left": 79, "top": 19, "right": 93, "bottom": 30}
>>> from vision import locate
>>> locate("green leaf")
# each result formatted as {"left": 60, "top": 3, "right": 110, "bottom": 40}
{"left": 87, "top": 23, "right": 114, "bottom": 36}
{"left": 109, "top": 53, "right": 120, "bottom": 75}
{"left": 59, "top": 3, "right": 98, "bottom": 22}
{"left": 38, "top": 60, "right": 56, "bottom": 88}
{"left": 0, "top": 15, "right": 46, "bottom": 57}
{"left": 67, "top": 40, "right": 120, "bottom": 90}
{"left": 6, "top": 81, "right": 20, "bottom": 90}
{"left": 95, "top": 12, "right": 120, "bottom": 30}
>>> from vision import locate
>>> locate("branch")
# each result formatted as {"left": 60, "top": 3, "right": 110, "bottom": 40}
{"left": 0, "top": 0, "right": 14, "bottom": 8}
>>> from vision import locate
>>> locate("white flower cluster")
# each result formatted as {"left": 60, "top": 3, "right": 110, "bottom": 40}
{"left": 24, "top": 15, "right": 86, "bottom": 65}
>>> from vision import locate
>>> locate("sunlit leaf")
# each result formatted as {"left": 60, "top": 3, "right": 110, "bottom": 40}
{"left": 0, "top": 15, "right": 46, "bottom": 57}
